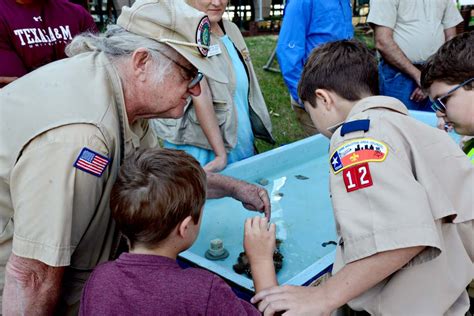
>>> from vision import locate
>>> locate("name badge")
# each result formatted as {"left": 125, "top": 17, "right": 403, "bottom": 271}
{"left": 207, "top": 44, "right": 222, "bottom": 57}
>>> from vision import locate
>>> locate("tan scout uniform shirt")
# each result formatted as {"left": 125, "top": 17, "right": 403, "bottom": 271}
{"left": 367, "top": 0, "right": 463, "bottom": 63}
{"left": 0, "top": 52, "right": 157, "bottom": 313}
{"left": 329, "top": 96, "right": 473, "bottom": 315}
{"left": 154, "top": 19, "right": 274, "bottom": 151}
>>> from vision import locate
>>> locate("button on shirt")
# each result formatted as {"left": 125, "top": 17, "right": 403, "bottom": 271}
{"left": 276, "top": 0, "right": 354, "bottom": 104}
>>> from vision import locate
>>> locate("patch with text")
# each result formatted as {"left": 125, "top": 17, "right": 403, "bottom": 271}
{"left": 330, "top": 138, "right": 388, "bottom": 174}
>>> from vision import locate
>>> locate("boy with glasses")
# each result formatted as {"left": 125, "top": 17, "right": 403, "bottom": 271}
{"left": 421, "top": 31, "right": 474, "bottom": 162}
{"left": 421, "top": 30, "right": 474, "bottom": 312}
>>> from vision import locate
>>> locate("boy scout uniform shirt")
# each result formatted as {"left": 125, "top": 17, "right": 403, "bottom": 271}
{"left": 154, "top": 19, "right": 274, "bottom": 151}
{"left": 329, "top": 96, "right": 473, "bottom": 315}
{"left": 0, "top": 51, "right": 157, "bottom": 312}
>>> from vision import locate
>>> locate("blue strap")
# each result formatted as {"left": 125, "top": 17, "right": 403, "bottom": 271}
{"left": 340, "top": 119, "right": 370, "bottom": 136}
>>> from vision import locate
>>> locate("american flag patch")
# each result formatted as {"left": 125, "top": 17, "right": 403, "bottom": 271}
{"left": 73, "top": 148, "right": 110, "bottom": 177}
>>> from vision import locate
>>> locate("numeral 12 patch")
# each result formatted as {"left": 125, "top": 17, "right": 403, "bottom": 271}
{"left": 342, "top": 162, "right": 373, "bottom": 192}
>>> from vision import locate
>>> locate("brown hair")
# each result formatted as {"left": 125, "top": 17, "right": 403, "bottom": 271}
{"left": 110, "top": 148, "right": 206, "bottom": 249}
{"left": 421, "top": 31, "right": 474, "bottom": 90}
{"left": 298, "top": 40, "right": 379, "bottom": 107}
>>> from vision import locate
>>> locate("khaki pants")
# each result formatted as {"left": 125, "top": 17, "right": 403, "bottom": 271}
{"left": 291, "top": 97, "right": 318, "bottom": 137}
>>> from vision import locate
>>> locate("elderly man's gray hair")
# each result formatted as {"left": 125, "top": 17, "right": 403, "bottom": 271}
{"left": 66, "top": 25, "right": 176, "bottom": 82}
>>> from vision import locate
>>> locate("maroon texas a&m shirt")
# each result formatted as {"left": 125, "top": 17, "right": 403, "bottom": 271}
{"left": 0, "top": 0, "right": 97, "bottom": 80}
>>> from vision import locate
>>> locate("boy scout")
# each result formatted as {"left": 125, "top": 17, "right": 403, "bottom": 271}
{"left": 421, "top": 31, "right": 474, "bottom": 162}
{"left": 252, "top": 40, "right": 473, "bottom": 315}
{"left": 0, "top": 0, "right": 271, "bottom": 314}
{"left": 421, "top": 30, "right": 474, "bottom": 312}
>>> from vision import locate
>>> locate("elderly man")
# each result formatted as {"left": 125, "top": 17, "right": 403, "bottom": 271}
{"left": 0, "top": 0, "right": 271, "bottom": 314}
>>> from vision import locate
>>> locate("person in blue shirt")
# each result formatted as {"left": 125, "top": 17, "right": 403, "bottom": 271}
{"left": 276, "top": 0, "right": 353, "bottom": 136}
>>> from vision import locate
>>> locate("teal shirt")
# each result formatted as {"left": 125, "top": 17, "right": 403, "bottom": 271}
{"left": 164, "top": 36, "right": 255, "bottom": 166}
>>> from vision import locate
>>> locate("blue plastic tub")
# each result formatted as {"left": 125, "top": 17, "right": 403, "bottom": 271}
{"left": 179, "top": 110, "right": 459, "bottom": 294}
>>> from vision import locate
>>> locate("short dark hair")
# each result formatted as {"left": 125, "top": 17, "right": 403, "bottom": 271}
{"left": 421, "top": 31, "right": 474, "bottom": 90}
{"left": 298, "top": 40, "right": 379, "bottom": 107}
{"left": 110, "top": 148, "right": 206, "bottom": 249}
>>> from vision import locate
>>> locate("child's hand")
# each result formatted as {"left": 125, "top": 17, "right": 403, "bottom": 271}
{"left": 204, "top": 155, "right": 227, "bottom": 173}
{"left": 244, "top": 216, "right": 276, "bottom": 265}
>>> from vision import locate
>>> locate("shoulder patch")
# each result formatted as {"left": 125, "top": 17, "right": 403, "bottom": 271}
{"left": 340, "top": 119, "right": 370, "bottom": 136}
{"left": 343, "top": 162, "right": 373, "bottom": 192}
{"left": 330, "top": 138, "right": 388, "bottom": 174}
{"left": 74, "top": 148, "right": 110, "bottom": 177}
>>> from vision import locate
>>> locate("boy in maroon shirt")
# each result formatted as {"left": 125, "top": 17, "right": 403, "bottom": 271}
{"left": 80, "top": 148, "right": 278, "bottom": 315}
{"left": 0, "top": 0, "right": 97, "bottom": 87}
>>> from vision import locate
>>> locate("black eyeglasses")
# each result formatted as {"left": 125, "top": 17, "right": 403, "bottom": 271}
{"left": 430, "top": 77, "right": 474, "bottom": 113}
{"left": 154, "top": 50, "right": 203, "bottom": 89}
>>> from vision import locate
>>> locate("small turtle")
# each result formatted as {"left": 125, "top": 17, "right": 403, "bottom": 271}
{"left": 257, "top": 178, "right": 269, "bottom": 186}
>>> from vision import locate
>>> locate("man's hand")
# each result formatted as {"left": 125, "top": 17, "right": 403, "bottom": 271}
{"left": 251, "top": 285, "right": 331, "bottom": 316}
{"left": 206, "top": 173, "right": 271, "bottom": 219}
{"left": 233, "top": 181, "right": 271, "bottom": 220}
{"left": 410, "top": 87, "right": 428, "bottom": 102}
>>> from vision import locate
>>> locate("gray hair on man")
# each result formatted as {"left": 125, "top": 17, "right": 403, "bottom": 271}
{"left": 66, "top": 25, "right": 176, "bottom": 83}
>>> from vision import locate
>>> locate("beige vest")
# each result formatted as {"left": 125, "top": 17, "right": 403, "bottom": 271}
{"left": 154, "top": 19, "right": 274, "bottom": 151}
{"left": 0, "top": 52, "right": 154, "bottom": 310}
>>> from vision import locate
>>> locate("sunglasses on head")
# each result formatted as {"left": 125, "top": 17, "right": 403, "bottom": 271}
{"left": 430, "top": 77, "right": 474, "bottom": 113}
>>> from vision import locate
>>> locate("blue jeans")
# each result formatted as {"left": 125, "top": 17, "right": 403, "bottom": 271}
{"left": 378, "top": 59, "right": 431, "bottom": 111}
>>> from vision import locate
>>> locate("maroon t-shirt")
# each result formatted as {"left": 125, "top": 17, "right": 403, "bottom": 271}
{"left": 80, "top": 253, "right": 261, "bottom": 316}
{"left": 0, "top": 0, "right": 97, "bottom": 78}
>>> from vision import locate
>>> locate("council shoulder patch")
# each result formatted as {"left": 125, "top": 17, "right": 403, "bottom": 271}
{"left": 196, "top": 16, "right": 211, "bottom": 57}
{"left": 73, "top": 147, "right": 110, "bottom": 177}
{"left": 330, "top": 138, "right": 388, "bottom": 174}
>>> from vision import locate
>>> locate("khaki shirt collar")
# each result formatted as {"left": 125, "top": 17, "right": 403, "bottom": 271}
{"left": 327, "top": 96, "right": 408, "bottom": 134}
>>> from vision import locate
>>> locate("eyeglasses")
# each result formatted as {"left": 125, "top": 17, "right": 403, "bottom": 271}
{"left": 430, "top": 77, "right": 474, "bottom": 113}
{"left": 155, "top": 50, "right": 203, "bottom": 89}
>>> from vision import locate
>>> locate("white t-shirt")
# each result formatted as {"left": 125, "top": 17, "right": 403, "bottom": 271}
{"left": 367, "top": 0, "right": 463, "bottom": 62}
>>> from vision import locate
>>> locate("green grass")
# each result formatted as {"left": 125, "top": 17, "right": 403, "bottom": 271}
{"left": 245, "top": 32, "right": 375, "bottom": 153}
{"left": 245, "top": 35, "right": 306, "bottom": 153}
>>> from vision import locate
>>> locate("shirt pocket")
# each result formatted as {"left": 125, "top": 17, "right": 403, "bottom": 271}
{"left": 188, "top": 100, "right": 229, "bottom": 127}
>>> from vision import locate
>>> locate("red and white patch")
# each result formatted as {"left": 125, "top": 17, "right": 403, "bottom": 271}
{"left": 342, "top": 162, "right": 373, "bottom": 192}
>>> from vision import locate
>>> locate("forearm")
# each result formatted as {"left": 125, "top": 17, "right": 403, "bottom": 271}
{"left": 250, "top": 260, "right": 278, "bottom": 293}
{"left": 194, "top": 100, "right": 227, "bottom": 158}
{"left": 3, "top": 253, "right": 65, "bottom": 315}
{"left": 191, "top": 78, "right": 227, "bottom": 158}
{"left": 444, "top": 27, "right": 457, "bottom": 41}
{"left": 320, "top": 246, "right": 425, "bottom": 312}
{"left": 206, "top": 172, "right": 238, "bottom": 199}
{"left": 375, "top": 28, "right": 420, "bottom": 83}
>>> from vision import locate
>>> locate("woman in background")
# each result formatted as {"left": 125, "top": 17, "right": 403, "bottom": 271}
{"left": 153, "top": 0, "right": 274, "bottom": 172}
